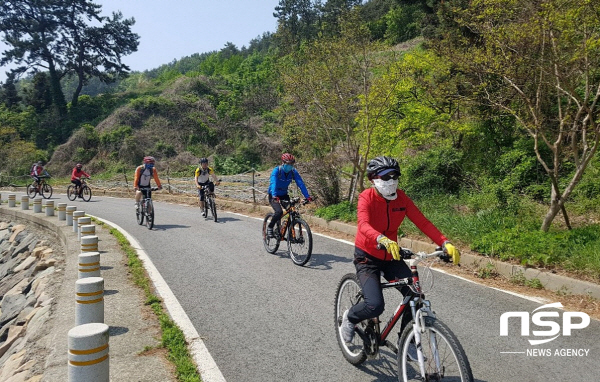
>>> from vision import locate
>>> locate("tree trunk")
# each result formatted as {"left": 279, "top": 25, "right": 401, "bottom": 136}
{"left": 71, "top": 71, "right": 85, "bottom": 107}
{"left": 47, "top": 60, "right": 67, "bottom": 117}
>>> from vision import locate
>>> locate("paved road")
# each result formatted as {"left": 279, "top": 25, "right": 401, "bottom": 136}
{"left": 46, "top": 193, "right": 600, "bottom": 382}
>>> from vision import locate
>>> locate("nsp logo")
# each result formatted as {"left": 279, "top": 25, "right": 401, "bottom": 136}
{"left": 500, "top": 302, "right": 590, "bottom": 345}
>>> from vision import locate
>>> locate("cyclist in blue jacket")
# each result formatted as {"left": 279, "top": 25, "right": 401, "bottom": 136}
{"left": 266, "top": 153, "right": 312, "bottom": 238}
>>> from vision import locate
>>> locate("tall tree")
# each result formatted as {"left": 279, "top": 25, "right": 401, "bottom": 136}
{"left": 274, "top": 0, "right": 320, "bottom": 52}
{"left": 63, "top": 3, "right": 139, "bottom": 107}
{"left": 433, "top": 0, "right": 600, "bottom": 231}
{"left": 0, "top": 0, "right": 68, "bottom": 115}
{"left": 0, "top": 0, "right": 139, "bottom": 111}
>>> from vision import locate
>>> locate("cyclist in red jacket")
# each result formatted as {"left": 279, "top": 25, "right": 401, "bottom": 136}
{"left": 340, "top": 156, "right": 461, "bottom": 343}
{"left": 71, "top": 163, "right": 90, "bottom": 198}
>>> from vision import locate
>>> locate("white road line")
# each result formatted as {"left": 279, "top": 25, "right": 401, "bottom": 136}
{"left": 91, "top": 215, "right": 227, "bottom": 382}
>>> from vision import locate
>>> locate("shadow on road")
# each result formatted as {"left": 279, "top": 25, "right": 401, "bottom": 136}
{"left": 150, "top": 224, "right": 191, "bottom": 231}
{"left": 199, "top": 216, "right": 241, "bottom": 223}
{"left": 305, "top": 252, "right": 353, "bottom": 270}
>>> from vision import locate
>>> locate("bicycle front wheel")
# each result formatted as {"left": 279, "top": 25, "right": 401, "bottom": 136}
{"left": 136, "top": 203, "right": 144, "bottom": 225}
{"left": 145, "top": 200, "right": 154, "bottom": 229}
{"left": 334, "top": 273, "right": 367, "bottom": 366}
{"left": 41, "top": 183, "right": 53, "bottom": 199}
{"left": 262, "top": 213, "right": 280, "bottom": 254}
{"left": 27, "top": 184, "right": 37, "bottom": 198}
{"left": 67, "top": 185, "right": 77, "bottom": 201}
{"left": 209, "top": 196, "right": 217, "bottom": 222}
{"left": 81, "top": 185, "right": 92, "bottom": 202}
{"left": 287, "top": 218, "right": 312, "bottom": 266}
{"left": 398, "top": 316, "right": 474, "bottom": 382}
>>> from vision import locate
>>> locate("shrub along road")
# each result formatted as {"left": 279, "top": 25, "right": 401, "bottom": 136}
{"left": 41, "top": 193, "right": 600, "bottom": 382}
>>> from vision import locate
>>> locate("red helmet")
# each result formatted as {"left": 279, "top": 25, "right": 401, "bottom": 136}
{"left": 281, "top": 153, "right": 295, "bottom": 164}
{"left": 143, "top": 156, "right": 155, "bottom": 164}
{"left": 76, "top": 163, "right": 82, "bottom": 169}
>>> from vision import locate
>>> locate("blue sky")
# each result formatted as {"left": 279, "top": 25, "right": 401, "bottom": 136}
{"left": 0, "top": 0, "right": 281, "bottom": 82}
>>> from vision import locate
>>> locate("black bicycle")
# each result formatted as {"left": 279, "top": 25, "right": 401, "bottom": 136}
{"left": 199, "top": 182, "right": 219, "bottom": 222}
{"left": 67, "top": 177, "right": 92, "bottom": 202}
{"left": 334, "top": 248, "right": 473, "bottom": 382}
{"left": 262, "top": 197, "right": 313, "bottom": 266}
{"left": 27, "top": 175, "right": 53, "bottom": 199}
{"left": 136, "top": 187, "right": 158, "bottom": 229}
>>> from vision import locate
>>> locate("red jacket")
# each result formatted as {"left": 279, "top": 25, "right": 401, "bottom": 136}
{"left": 355, "top": 187, "right": 447, "bottom": 261}
{"left": 71, "top": 168, "right": 90, "bottom": 181}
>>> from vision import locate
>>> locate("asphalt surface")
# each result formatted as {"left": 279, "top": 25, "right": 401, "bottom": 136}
{"left": 3, "top": 191, "right": 600, "bottom": 381}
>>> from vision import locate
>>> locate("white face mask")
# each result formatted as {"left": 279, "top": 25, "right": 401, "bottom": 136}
{"left": 373, "top": 178, "right": 398, "bottom": 200}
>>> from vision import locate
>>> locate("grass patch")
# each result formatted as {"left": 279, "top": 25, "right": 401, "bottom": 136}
{"left": 314, "top": 201, "right": 357, "bottom": 222}
{"left": 317, "top": 193, "right": 600, "bottom": 279}
{"left": 109, "top": 227, "right": 202, "bottom": 382}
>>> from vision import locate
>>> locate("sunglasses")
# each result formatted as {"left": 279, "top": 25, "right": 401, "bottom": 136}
{"left": 376, "top": 172, "right": 400, "bottom": 181}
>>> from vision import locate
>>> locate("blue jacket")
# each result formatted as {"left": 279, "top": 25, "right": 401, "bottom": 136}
{"left": 268, "top": 166, "right": 310, "bottom": 198}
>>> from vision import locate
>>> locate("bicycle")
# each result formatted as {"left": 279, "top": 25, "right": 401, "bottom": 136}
{"left": 199, "top": 181, "right": 220, "bottom": 222}
{"left": 262, "top": 197, "right": 313, "bottom": 266}
{"left": 67, "top": 177, "right": 92, "bottom": 202}
{"left": 136, "top": 187, "right": 159, "bottom": 230}
{"left": 334, "top": 247, "right": 474, "bottom": 382}
{"left": 27, "top": 175, "right": 53, "bottom": 199}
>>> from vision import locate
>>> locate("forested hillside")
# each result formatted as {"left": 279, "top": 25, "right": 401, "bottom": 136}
{"left": 2, "top": 0, "right": 600, "bottom": 276}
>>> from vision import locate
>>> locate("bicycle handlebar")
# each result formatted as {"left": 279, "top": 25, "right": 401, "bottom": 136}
{"left": 139, "top": 186, "right": 160, "bottom": 191}
{"left": 375, "top": 245, "right": 450, "bottom": 264}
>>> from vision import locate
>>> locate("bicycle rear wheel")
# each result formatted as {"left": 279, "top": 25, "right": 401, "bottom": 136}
{"left": 67, "top": 185, "right": 77, "bottom": 201}
{"left": 287, "top": 218, "right": 312, "bottom": 266}
{"left": 209, "top": 196, "right": 217, "bottom": 222}
{"left": 398, "top": 316, "right": 474, "bottom": 382}
{"left": 81, "top": 185, "right": 92, "bottom": 202}
{"left": 41, "top": 183, "right": 53, "bottom": 199}
{"left": 334, "top": 273, "right": 367, "bottom": 365}
{"left": 27, "top": 184, "right": 37, "bottom": 198}
{"left": 262, "top": 213, "right": 280, "bottom": 254}
{"left": 146, "top": 200, "right": 154, "bottom": 229}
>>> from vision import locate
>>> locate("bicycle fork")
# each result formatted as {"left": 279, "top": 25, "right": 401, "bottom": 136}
{"left": 411, "top": 300, "right": 443, "bottom": 378}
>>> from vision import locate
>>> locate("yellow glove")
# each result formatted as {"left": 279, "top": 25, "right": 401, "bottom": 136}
{"left": 377, "top": 235, "right": 401, "bottom": 261}
{"left": 443, "top": 241, "right": 461, "bottom": 265}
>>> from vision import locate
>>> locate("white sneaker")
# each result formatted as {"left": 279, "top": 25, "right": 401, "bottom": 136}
{"left": 201, "top": 211, "right": 206, "bottom": 217}
{"left": 341, "top": 309, "right": 355, "bottom": 343}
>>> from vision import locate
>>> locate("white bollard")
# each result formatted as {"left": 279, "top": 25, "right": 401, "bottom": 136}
{"left": 77, "top": 217, "right": 92, "bottom": 240}
{"left": 80, "top": 224, "right": 95, "bottom": 241}
{"left": 58, "top": 202, "right": 67, "bottom": 220}
{"left": 78, "top": 252, "right": 101, "bottom": 279}
{"left": 81, "top": 235, "right": 99, "bottom": 253}
{"left": 21, "top": 195, "right": 29, "bottom": 210}
{"left": 73, "top": 211, "right": 85, "bottom": 233}
{"left": 66, "top": 206, "right": 77, "bottom": 226}
{"left": 45, "top": 200, "right": 55, "bottom": 216}
{"left": 68, "top": 323, "right": 109, "bottom": 382}
{"left": 8, "top": 194, "right": 16, "bottom": 207}
{"left": 33, "top": 197, "right": 42, "bottom": 213}
{"left": 75, "top": 277, "right": 104, "bottom": 325}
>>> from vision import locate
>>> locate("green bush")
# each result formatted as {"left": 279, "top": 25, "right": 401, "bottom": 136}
{"left": 314, "top": 201, "right": 357, "bottom": 222}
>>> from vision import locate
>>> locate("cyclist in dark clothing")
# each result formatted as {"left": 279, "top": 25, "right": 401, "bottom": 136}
{"left": 266, "top": 153, "right": 312, "bottom": 238}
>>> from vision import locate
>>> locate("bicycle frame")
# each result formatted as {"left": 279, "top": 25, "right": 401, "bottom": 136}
{"left": 357, "top": 251, "right": 443, "bottom": 358}
{"left": 277, "top": 199, "right": 303, "bottom": 236}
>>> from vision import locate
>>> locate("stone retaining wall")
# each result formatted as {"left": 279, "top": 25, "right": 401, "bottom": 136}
{"left": 0, "top": 219, "right": 63, "bottom": 382}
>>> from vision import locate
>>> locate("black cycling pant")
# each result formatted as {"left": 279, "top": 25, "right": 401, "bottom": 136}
{"left": 197, "top": 181, "right": 214, "bottom": 201}
{"left": 347, "top": 251, "right": 412, "bottom": 325}
{"left": 268, "top": 194, "right": 290, "bottom": 228}
{"left": 71, "top": 179, "right": 82, "bottom": 188}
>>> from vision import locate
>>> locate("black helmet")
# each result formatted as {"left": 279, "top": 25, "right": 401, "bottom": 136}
{"left": 366, "top": 156, "right": 400, "bottom": 180}
{"left": 199, "top": 158, "right": 208, "bottom": 164}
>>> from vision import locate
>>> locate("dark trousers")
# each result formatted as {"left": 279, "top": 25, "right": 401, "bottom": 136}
{"left": 347, "top": 252, "right": 412, "bottom": 325}
{"left": 198, "top": 181, "right": 214, "bottom": 201}
{"left": 267, "top": 194, "right": 290, "bottom": 228}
